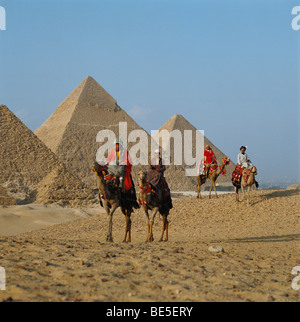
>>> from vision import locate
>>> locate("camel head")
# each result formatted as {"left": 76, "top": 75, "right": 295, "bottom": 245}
{"left": 250, "top": 166, "right": 257, "bottom": 175}
{"left": 138, "top": 170, "right": 148, "bottom": 184}
{"left": 222, "top": 156, "right": 230, "bottom": 166}
{"left": 93, "top": 162, "right": 107, "bottom": 177}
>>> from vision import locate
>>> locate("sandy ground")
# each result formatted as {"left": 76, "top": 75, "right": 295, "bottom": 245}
{"left": 0, "top": 189, "right": 299, "bottom": 302}
{"left": 0, "top": 205, "right": 99, "bottom": 236}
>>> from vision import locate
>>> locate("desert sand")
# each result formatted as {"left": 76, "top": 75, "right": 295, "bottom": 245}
{"left": 0, "top": 189, "right": 299, "bottom": 302}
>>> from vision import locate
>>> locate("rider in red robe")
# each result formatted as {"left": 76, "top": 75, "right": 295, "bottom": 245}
{"left": 204, "top": 145, "right": 217, "bottom": 176}
{"left": 106, "top": 140, "right": 133, "bottom": 191}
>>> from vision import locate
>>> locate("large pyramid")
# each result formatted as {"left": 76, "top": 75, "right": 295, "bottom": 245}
{"left": 0, "top": 105, "right": 93, "bottom": 206}
{"left": 153, "top": 114, "right": 236, "bottom": 189}
{"left": 35, "top": 76, "right": 153, "bottom": 186}
{"left": 35, "top": 77, "right": 234, "bottom": 192}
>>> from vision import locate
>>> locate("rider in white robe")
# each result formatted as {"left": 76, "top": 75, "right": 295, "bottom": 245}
{"left": 237, "top": 146, "right": 252, "bottom": 168}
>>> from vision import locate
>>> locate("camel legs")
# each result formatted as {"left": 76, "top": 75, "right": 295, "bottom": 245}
{"left": 209, "top": 180, "right": 218, "bottom": 199}
{"left": 105, "top": 203, "right": 118, "bottom": 242}
{"left": 159, "top": 215, "right": 169, "bottom": 242}
{"left": 197, "top": 176, "right": 207, "bottom": 199}
{"left": 237, "top": 185, "right": 253, "bottom": 206}
{"left": 197, "top": 183, "right": 202, "bottom": 199}
{"left": 141, "top": 206, "right": 151, "bottom": 242}
{"left": 235, "top": 187, "right": 240, "bottom": 202}
{"left": 246, "top": 185, "right": 252, "bottom": 207}
{"left": 148, "top": 208, "right": 159, "bottom": 242}
{"left": 123, "top": 210, "right": 132, "bottom": 243}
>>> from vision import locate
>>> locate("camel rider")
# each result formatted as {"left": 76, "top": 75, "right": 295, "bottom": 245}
{"left": 204, "top": 145, "right": 217, "bottom": 176}
{"left": 149, "top": 149, "right": 166, "bottom": 176}
{"left": 148, "top": 149, "right": 173, "bottom": 209}
{"left": 237, "top": 146, "right": 252, "bottom": 169}
{"left": 236, "top": 146, "right": 258, "bottom": 188}
{"left": 106, "top": 138, "right": 133, "bottom": 191}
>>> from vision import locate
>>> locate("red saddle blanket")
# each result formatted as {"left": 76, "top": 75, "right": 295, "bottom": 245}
{"left": 232, "top": 164, "right": 244, "bottom": 182}
{"left": 104, "top": 174, "right": 119, "bottom": 189}
{"left": 232, "top": 165, "right": 255, "bottom": 185}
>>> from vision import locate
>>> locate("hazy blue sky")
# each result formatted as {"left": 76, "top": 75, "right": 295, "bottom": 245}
{"left": 0, "top": 0, "right": 299, "bottom": 184}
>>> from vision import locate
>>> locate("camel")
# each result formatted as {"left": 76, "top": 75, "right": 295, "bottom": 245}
{"left": 93, "top": 163, "right": 139, "bottom": 243}
{"left": 197, "top": 156, "right": 231, "bottom": 199}
{"left": 138, "top": 170, "right": 171, "bottom": 242}
{"left": 234, "top": 165, "right": 258, "bottom": 206}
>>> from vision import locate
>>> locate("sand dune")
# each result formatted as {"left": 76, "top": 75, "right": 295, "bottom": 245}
{"left": 0, "top": 205, "right": 105, "bottom": 236}
{"left": 0, "top": 189, "right": 299, "bottom": 302}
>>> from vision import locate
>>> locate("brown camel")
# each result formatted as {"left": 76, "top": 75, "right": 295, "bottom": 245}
{"left": 93, "top": 163, "right": 139, "bottom": 243}
{"left": 234, "top": 166, "right": 258, "bottom": 206}
{"left": 138, "top": 170, "right": 171, "bottom": 242}
{"left": 197, "top": 156, "right": 231, "bottom": 199}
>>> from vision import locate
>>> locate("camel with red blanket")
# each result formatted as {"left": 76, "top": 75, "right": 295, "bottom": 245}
{"left": 93, "top": 162, "right": 139, "bottom": 243}
{"left": 233, "top": 165, "right": 258, "bottom": 206}
{"left": 197, "top": 156, "right": 231, "bottom": 199}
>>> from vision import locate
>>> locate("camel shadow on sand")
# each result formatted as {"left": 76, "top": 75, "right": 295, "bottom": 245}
{"left": 227, "top": 234, "right": 300, "bottom": 244}
{"left": 250, "top": 189, "right": 300, "bottom": 206}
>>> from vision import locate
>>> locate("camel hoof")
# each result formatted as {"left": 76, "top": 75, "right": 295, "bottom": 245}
{"left": 106, "top": 236, "right": 114, "bottom": 243}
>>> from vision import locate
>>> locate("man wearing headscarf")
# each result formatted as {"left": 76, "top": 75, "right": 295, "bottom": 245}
{"left": 106, "top": 138, "right": 133, "bottom": 191}
{"left": 147, "top": 149, "right": 173, "bottom": 209}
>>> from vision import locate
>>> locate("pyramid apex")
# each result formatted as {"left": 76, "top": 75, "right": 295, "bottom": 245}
{"left": 170, "top": 114, "right": 185, "bottom": 120}
{"left": 77, "top": 76, "right": 117, "bottom": 108}
{"left": 83, "top": 75, "right": 96, "bottom": 82}
{"left": 158, "top": 114, "right": 197, "bottom": 132}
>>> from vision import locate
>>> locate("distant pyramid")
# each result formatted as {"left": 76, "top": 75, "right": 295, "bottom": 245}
{"left": 35, "top": 76, "right": 152, "bottom": 185}
{"left": 153, "top": 114, "right": 235, "bottom": 188}
{"left": 0, "top": 105, "right": 91, "bottom": 205}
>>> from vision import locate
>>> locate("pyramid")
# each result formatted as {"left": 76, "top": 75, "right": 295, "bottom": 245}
{"left": 35, "top": 166, "right": 95, "bottom": 207}
{"left": 0, "top": 105, "right": 92, "bottom": 205}
{"left": 35, "top": 76, "right": 153, "bottom": 186}
{"left": 153, "top": 114, "right": 236, "bottom": 189}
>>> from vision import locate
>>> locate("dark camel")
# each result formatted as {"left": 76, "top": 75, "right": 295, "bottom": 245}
{"left": 93, "top": 163, "right": 138, "bottom": 243}
{"left": 138, "top": 170, "right": 171, "bottom": 242}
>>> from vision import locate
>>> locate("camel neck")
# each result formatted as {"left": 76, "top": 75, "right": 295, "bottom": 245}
{"left": 97, "top": 175, "right": 110, "bottom": 196}
{"left": 217, "top": 163, "right": 225, "bottom": 175}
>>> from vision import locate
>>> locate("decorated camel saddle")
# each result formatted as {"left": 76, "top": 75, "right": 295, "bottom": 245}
{"left": 198, "top": 156, "right": 230, "bottom": 177}
{"left": 232, "top": 164, "right": 258, "bottom": 187}
{"left": 93, "top": 163, "right": 120, "bottom": 191}
{"left": 93, "top": 162, "right": 139, "bottom": 208}
{"left": 138, "top": 170, "right": 172, "bottom": 207}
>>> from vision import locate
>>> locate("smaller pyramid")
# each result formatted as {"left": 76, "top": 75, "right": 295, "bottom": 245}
{"left": 153, "top": 114, "right": 235, "bottom": 189}
{"left": 0, "top": 105, "right": 93, "bottom": 205}
{"left": 35, "top": 166, "right": 96, "bottom": 207}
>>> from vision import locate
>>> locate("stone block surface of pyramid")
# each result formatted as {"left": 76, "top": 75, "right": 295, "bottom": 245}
{"left": 0, "top": 105, "right": 93, "bottom": 206}
{"left": 35, "top": 77, "right": 155, "bottom": 186}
